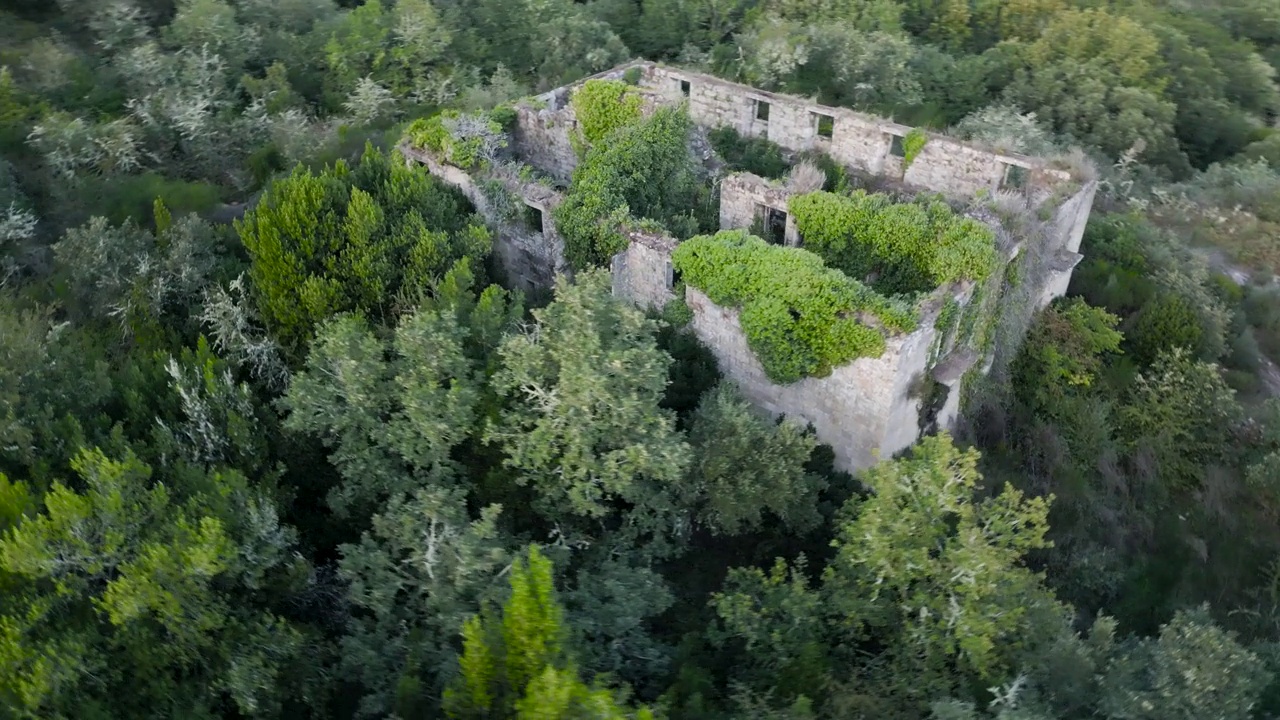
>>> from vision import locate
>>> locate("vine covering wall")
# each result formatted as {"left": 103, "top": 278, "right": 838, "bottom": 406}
{"left": 555, "top": 107, "right": 699, "bottom": 270}
{"left": 672, "top": 229, "right": 917, "bottom": 384}
{"left": 788, "top": 190, "right": 997, "bottom": 295}
{"left": 570, "top": 79, "right": 644, "bottom": 147}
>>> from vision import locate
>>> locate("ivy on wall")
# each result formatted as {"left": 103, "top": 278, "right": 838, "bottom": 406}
{"left": 673, "top": 230, "right": 917, "bottom": 384}
{"left": 571, "top": 79, "right": 644, "bottom": 147}
{"left": 555, "top": 107, "right": 698, "bottom": 270}
{"left": 789, "top": 190, "right": 997, "bottom": 296}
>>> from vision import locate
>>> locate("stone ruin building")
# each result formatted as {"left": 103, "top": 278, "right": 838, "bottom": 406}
{"left": 400, "top": 60, "right": 1097, "bottom": 472}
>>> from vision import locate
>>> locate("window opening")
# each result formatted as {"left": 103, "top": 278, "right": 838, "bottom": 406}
{"left": 1001, "top": 164, "right": 1029, "bottom": 190}
{"left": 755, "top": 99, "right": 771, "bottom": 122}
{"left": 889, "top": 134, "right": 906, "bottom": 158}
{"left": 812, "top": 112, "right": 834, "bottom": 139}
{"left": 757, "top": 204, "right": 788, "bottom": 245}
{"left": 679, "top": 79, "right": 691, "bottom": 96}
{"left": 523, "top": 203, "right": 544, "bottom": 233}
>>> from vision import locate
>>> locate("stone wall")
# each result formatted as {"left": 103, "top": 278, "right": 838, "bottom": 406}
{"left": 507, "top": 59, "right": 1082, "bottom": 211}
{"left": 1038, "top": 180, "right": 1097, "bottom": 307}
{"left": 400, "top": 144, "right": 567, "bottom": 292}
{"left": 512, "top": 61, "right": 653, "bottom": 185}
{"left": 512, "top": 98, "right": 578, "bottom": 185}
{"left": 719, "top": 173, "right": 800, "bottom": 245}
{"left": 685, "top": 286, "right": 951, "bottom": 471}
{"left": 610, "top": 228, "right": 678, "bottom": 311}
{"left": 637, "top": 63, "right": 1073, "bottom": 202}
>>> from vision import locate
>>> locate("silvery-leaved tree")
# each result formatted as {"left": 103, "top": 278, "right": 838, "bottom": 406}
{"left": 486, "top": 270, "right": 693, "bottom": 560}
{"left": 282, "top": 260, "right": 522, "bottom": 521}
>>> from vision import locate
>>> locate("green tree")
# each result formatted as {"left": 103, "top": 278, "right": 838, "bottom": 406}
{"left": 1002, "top": 9, "right": 1186, "bottom": 171}
{"left": 486, "top": 270, "right": 692, "bottom": 558}
{"left": 686, "top": 383, "right": 825, "bottom": 536}
{"left": 826, "top": 434, "right": 1063, "bottom": 688}
{"left": 1011, "top": 298, "right": 1123, "bottom": 419}
{"left": 715, "top": 435, "right": 1068, "bottom": 713}
{"left": 1128, "top": 292, "right": 1203, "bottom": 366}
{"left": 339, "top": 487, "right": 513, "bottom": 718}
{"left": 1099, "top": 607, "right": 1268, "bottom": 720}
{"left": 443, "top": 546, "right": 655, "bottom": 719}
{"left": 237, "top": 144, "right": 490, "bottom": 357}
{"left": 0, "top": 449, "right": 308, "bottom": 718}
{"left": 1118, "top": 348, "right": 1240, "bottom": 487}
{"left": 555, "top": 107, "right": 701, "bottom": 270}
{"left": 282, "top": 261, "right": 522, "bottom": 519}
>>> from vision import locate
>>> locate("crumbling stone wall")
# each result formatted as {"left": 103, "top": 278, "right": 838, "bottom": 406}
{"left": 506, "top": 60, "right": 1079, "bottom": 212}
{"left": 610, "top": 227, "right": 677, "bottom": 311}
{"left": 400, "top": 144, "right": 567, "bottom": 291}
{"left": 685, "top": 285, "right": 959, "bottom": 470}
{"left": 719, "top": 173, "right": 800, "bottom": 245}
{"left": 637, "top": 63, "right": 1071, "bottom": 200}
{"left": 1038, "top": 181, "right": 1096, "bottom": 306}
{"left": 511, "top": 62, "right": 654, "bottom": 185}
{"left": 512, "top": 95, "right": 578, "bottom": 185}
{"left": 407, "top": 60, "right": 1099, "bottom": 473}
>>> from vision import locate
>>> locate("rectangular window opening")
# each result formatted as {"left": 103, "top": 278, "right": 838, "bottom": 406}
{"left": 755, "top": 99, "right": 771, "bottom": 122}
{"left": 679, "top": 79, "right": 691, "bottom": 96}
{"left": 813, "top": 112, "right": 834, "bottom": 139}
{"left": 670, "top": 263, "right": 683, "bottom": 290}
{"left": 523, "top": 203, "right": 544, "bottom": 233}
{"left": 1002, "top": 164, "right": 1029, "bottom": 190}
{"left": 757, "top": 205, "right": 788, "bottom": 245}
{"left": 889, "top": 134, "right": 906, "bottom": 158}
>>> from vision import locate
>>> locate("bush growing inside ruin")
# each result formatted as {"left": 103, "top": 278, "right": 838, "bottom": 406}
{"left": 902, "top": 127, "right": 928, "bottom": 168}
{"left": 405, "top": 110, "right": 509, "bottom": 169}
{"left": 789, "top": 190, "right": 997, "bottom": 295}
{"left": 708, "top": 126, "right": 790, "bottom": 178}
{"left": 555, "top": 107, "right": 701, "bottom": 269}
{"left": 571, "top": 78, "right": 644, "bottom": 146}
{"left": 673, "top": 229, "right": 917, "bottom": 383}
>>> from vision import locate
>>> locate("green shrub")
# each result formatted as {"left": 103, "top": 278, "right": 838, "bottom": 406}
{"left": 673, "top": 230, "right": 917, "bottom": 383}
{"left": 489, "top": 104, "right": 518, "bottom": 132}
{"left": 76, "top": 172, "right": 222, "bottom": 226}
{"left": 789, "top": 190, "right": 997, "bottom": 295}
{"left": 571, "top": 79, "right": 644, "bottom": 146}
{"left": 708, "top": 126, "right": 789, "bottom": 178}
{"left": 902, "top": 128, "right": 928, "bottom": 168}
{"left": 555, "top": 107, "right": 697, "bottom": 269}
{"left": 404, "top": 110, "right": 507, "bottom": 169}
{"left": 1128, "top": 292, "right": 1204, "bottom": 366}
{"left": 238, "top": 144, "right": 490, "bottom": 357}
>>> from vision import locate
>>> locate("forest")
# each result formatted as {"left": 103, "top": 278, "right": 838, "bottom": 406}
{"left": 2, "top": 0, "right": 1280, "bottom": 718}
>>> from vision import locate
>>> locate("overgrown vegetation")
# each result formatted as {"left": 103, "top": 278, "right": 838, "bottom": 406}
{"left": 555, "top": 107, "right": 705, "bottom": 269}
{"left": 673, "top": 229, "right": 916, "bottom": 383}
{"left": 707, "top": 126, "right": 790, "bottom": 178}
{"left": 570, "top": 78, "right": 644, "bottom": 147}
{"left": 404, "top": 109, "right": 510, "bottom": 169}
{"left": 789, "top": 189, "right": 998, "bottom": 295}
{"left": 4, "top": 0, "right": 1280, "bottom": 718}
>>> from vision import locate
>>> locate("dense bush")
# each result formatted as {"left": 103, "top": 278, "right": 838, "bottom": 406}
{"left": 673, "top": 229, "right": 917, "bottom": 383}
{"left": 404, "top": 110, "right": 509, "bottom": 169}
{"left": 570, "top": 78, "right": 644, "bottom": 146}
{"left": 555, "top": 107, "right": 702, "bottom": 269}
{"left": 789, "top": 190, "right": 997, "bottom": 295}
{"left": 238, "top": 144, "right": 490, "bottom": 357}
